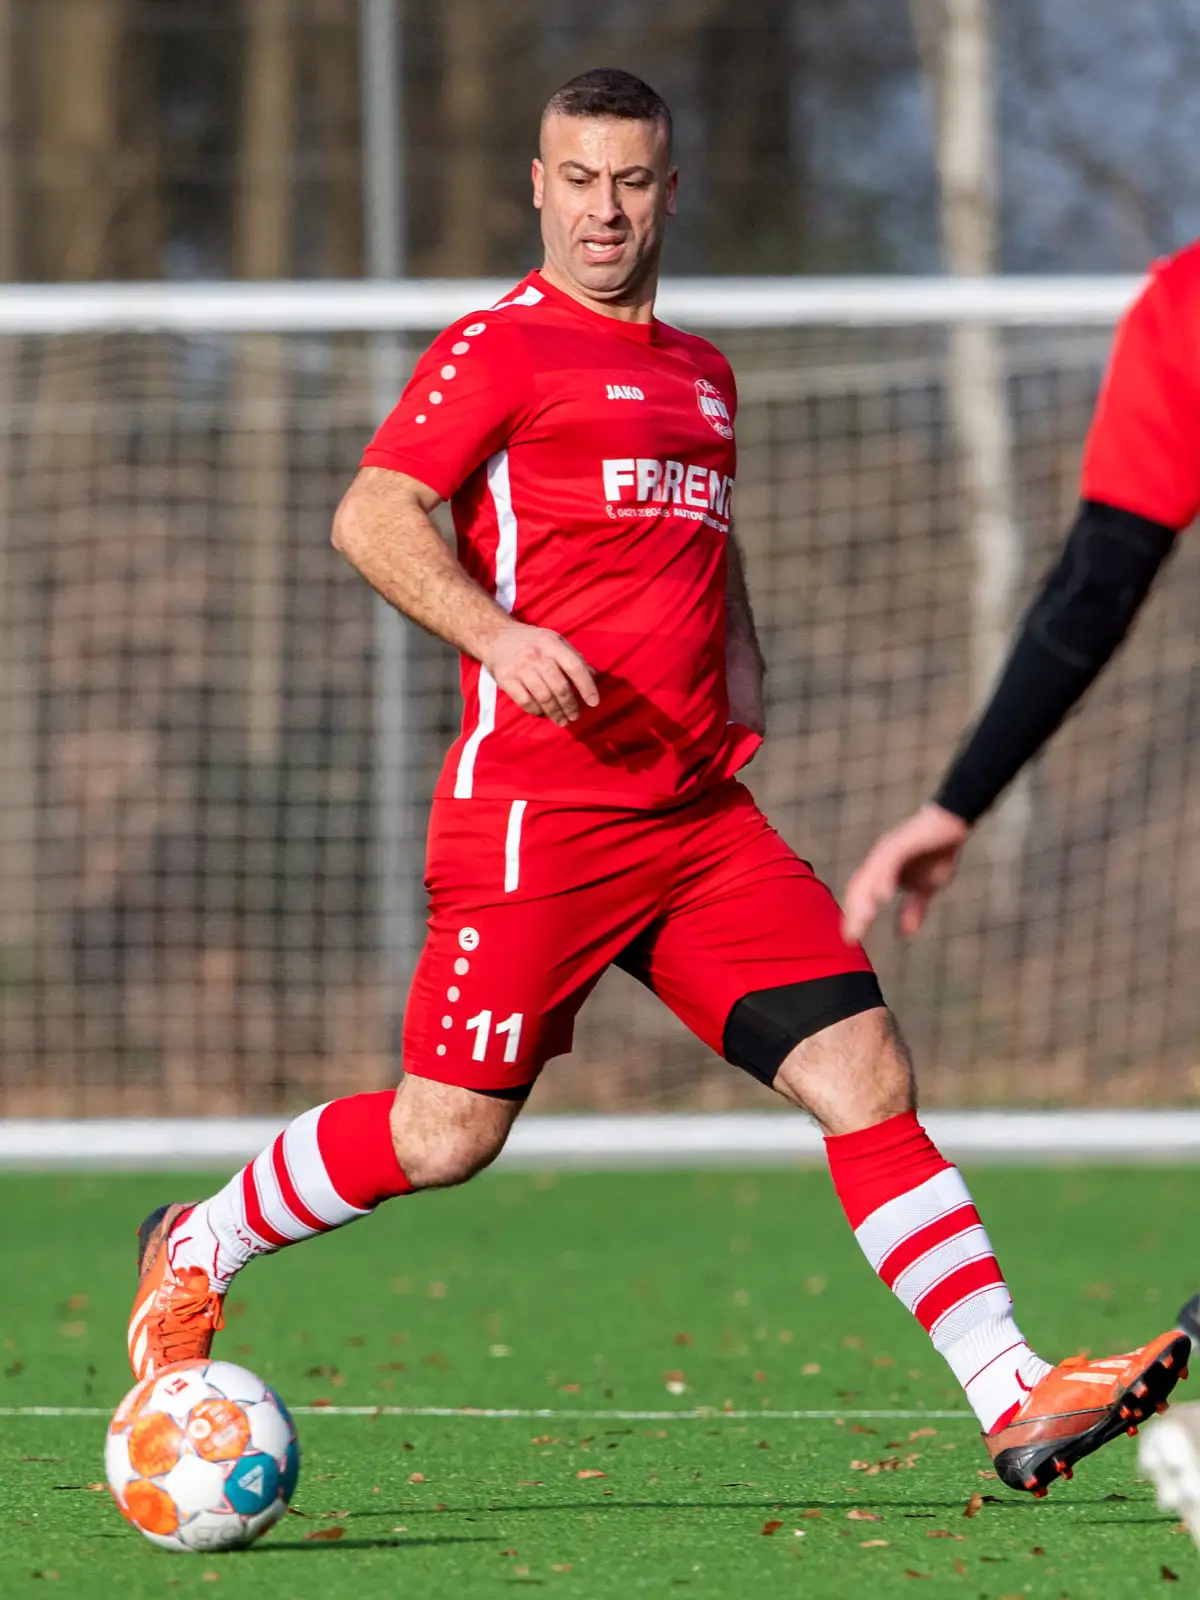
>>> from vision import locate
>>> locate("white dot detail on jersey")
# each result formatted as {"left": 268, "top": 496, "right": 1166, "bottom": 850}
{"left": 454, "top": 957, "right": 470, "bottom": 975}
{"left": 451, "top": 341, "right": 470, "bottom": 355}
{"left": 441, "top": 1015, "right": 453, "bottom": 1029}
{"left": 429, "top": 390, "right": 443, "bottom": 405}
{"left": 447, "top": 986, "right": 460, "bottom": 1002}
{"left": 415, "top": 414, "right": 427, "bottom": 424}
{"left": 463, "top": 322, "right": 487, "bottom": 336}
{"left": 437, "top": 1044, "right": 447, "bottom": 1057}
{"left": 458, "top": 927, "right": 480, "bottom": 952}
{"left": 440, "top": 364, "right": 457, "bottom": 381}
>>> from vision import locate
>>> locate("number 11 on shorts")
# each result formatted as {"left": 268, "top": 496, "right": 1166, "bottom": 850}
{"left": 465, "top": 1010, "right": 524, "bottom": 1062}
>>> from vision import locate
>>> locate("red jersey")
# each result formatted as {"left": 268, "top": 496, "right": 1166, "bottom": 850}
{"left": 1082, "top": 238, "right": 1200, "bottom": 530}
{"left": 361, "top": 269, "right": 757, "bottom": 807}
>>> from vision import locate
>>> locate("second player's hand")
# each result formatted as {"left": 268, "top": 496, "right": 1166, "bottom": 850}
{"left": 841, "top": 802, "right": 971, "bottom": 944}
{"left": 483, "top": 622, "right": 600, "bottom": 727}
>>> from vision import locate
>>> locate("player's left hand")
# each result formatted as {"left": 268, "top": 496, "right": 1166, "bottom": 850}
{"left": 726, "top": 643, "right": 765, "bottom": 736}
{"left": 841, "top": 802, "right": 970, "bottom": 943}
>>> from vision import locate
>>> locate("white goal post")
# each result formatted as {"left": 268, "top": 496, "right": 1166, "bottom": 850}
{"left": 0, "top": 274, "right": 1144, "bottom": 333}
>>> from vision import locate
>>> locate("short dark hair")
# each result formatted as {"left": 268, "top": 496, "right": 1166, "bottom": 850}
{"left": 542, "top": 68, "right": 672, "bottom": 148}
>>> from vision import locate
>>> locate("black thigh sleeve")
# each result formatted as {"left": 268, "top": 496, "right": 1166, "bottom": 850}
{"left": 723, "top": 971, "right": 885, "bottom": 1087}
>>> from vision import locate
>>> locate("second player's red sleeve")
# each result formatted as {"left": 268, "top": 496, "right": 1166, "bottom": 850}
{"left": 360, "top": 313, "right": 535, "bottom": 500}
{"left": 1081, "top": 253, "right": 1200, "bottom": 530}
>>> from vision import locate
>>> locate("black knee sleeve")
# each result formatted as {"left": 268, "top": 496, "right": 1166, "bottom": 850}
{"left": 723, "top": 971, "right": 885, "bottom": 1086}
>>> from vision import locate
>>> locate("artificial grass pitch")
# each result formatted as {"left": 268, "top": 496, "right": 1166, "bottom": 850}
{"left": 0, "top": 1168, "right": 1197, "bottom": 1598}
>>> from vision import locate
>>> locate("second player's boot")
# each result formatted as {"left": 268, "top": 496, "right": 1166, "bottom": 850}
{"left": 985, "top": 1330, "right": 1190, "bottom": 1496}
{"left": 127, "top": 1203, "right": 225, "bottom": 1381}
{"left": 1176, "top": 1291, "right": 1200, "bottom": 1356}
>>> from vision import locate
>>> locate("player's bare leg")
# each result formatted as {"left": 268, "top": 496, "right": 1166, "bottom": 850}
{"left": 770, "top": 1007, "right": 1188, "bottom": 1496}
{"left": 127, "top": 1076, "right": 521, "bottom": 1380}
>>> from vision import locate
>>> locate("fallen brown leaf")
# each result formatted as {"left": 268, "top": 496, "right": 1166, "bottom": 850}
{"left": 904, "top": 1572, "right": 931, "bottom": 1580}
{"left": 407, "top": 1472, "right": 425, "bottom": 1483}
{"left": 761, "top": 1520, "right": 783, "bottom": 1535}
{"left": 799, "top": 1509, "right": 823, "bottom": 1518}
{"left": 303, "top": 1527, "right": 345, "bottom": 1543}
{"left": 926, "top": 1530, "right": 965, "bottom": 1541}
{"left": 1161, "top": 1568, "right": 1180, "bottom": 1583}
{"left": 576, "top": 1469, "right": 606, "bottom": 1479}
{"left": 860, "top": 1539, "right": 889, "bottom": 1547}
{"left": 846, "top": 1509, "right": 880, "bottom": 1522}
{"left": 963, "top": 1491, "right": 984, "bottom": 1518}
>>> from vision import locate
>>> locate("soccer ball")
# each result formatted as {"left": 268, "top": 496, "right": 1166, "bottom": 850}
{"left": 105, "top": 1360, "right": 299, "bottom": 1552}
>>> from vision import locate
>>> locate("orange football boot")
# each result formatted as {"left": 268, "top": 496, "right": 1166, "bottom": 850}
{"left": 985, "top": 1329, "right": 1190, "bottom": 1496}
{"left": 127, "top": 1203, "right": 225, "bottom": 1381}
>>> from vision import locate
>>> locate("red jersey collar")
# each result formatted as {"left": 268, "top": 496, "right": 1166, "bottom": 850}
{"left": 525, "top": 269, "right": 659, "bottom": 343}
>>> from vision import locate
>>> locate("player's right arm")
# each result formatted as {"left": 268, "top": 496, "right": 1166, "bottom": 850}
{"left": 333, "top": 469, "right": 597, "bottom": 726}
{"left": 843, "top": 251, "right": 1200, "bottom": 942}
{"left": 333, "top": 317, "right": 598, "bottom": 728}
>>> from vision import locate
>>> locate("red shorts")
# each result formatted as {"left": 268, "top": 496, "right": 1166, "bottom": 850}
{"left": 403, "top": 779, "right": 873, "bottom": 1092}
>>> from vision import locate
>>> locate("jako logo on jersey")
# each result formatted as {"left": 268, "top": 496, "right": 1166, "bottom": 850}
{"left": 606, "top": 383, "right": 645, "bottom": 401}
{"left": 602, "top": 458, "right": 734, "bottom": 518}
{"left": 695, "top": 378, "right": 734, "bottom": 440}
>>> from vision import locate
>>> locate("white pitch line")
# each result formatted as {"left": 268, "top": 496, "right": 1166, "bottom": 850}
{"left": 0, "top": 1405, "right": 971, "bottom": 1421}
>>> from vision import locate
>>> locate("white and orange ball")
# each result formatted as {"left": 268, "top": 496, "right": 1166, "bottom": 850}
{"left": 105, "top": 1360, "right": 299, "bottom": 1552}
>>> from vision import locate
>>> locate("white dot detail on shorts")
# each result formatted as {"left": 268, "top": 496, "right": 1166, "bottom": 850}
{"left": 429, "top": 390, "right": 443, "bottom": 405}
{"left": 442, "top": 1015, "right": 453, "bottom": 1029}
{"left": 415, "top": 413, "right": 427, "bottom": 424}
{"left": 463, "top": 322, "right": 487, "bottom": 336}
{"left": 447, "top": 986, "right": 460, "bottom": 1002}
{"left": 452, "top": 341, "right": 470, "bottom": 355}
{"left": 458, "top": 927, "right": 480, "bottom": 952}
{"left": 437, "top": 1044, "right": 447, "bottom": 1057}
{"left": 454, "top": 957, "right": 470, "bottom": 975}
{"left": 440, "top": 364, "right": 457, "bottom": 380}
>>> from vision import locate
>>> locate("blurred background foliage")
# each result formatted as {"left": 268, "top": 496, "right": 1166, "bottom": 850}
{"left": 4, "top": 0, "right": 1200, "bottom": 284}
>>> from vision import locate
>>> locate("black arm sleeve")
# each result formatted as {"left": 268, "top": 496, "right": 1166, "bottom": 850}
{"left": 933, "top": 500, "right": 1177, "bottom": 825}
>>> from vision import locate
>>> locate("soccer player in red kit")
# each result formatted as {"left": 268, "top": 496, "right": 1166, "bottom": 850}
{"left": 128, "top": 69, "right": 1186, "bottom": 1497}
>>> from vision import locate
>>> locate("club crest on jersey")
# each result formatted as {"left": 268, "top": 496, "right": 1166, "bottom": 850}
{"left": 695, "top": 378, "right": 734, "bottom": 440}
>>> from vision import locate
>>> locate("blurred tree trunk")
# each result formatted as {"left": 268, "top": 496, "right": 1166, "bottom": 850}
{"left": 703, "top": 0, "right": 798, "bottom": 271}
{"left": 0, "top": 0, "right": 36, "bottom": 974}
{"left": 309, "top": 0, "right": 362, "bottom": 277}
{"left": 436, "top": 0, "right": 494, "bottom": 274}
{"left": 29, "top": 0, "right": 128, "bottom": 279}
{"left": 231, "top": 0, "right": 297, "bottom": 770}
{"left": 912, "top": 0, "right": 1028, "bottom": 883}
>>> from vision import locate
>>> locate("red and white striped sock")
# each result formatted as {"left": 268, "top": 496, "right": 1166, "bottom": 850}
{"left": 826, "top": 1111, "right": 1051, "bottom": 1432}
{"left": 169, "top": 1091, "right": 413, "bottom": 1294}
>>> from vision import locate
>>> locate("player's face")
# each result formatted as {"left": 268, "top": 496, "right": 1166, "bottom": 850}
{"left": 533, "top": 114, "right": 677, "bottom": 308}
